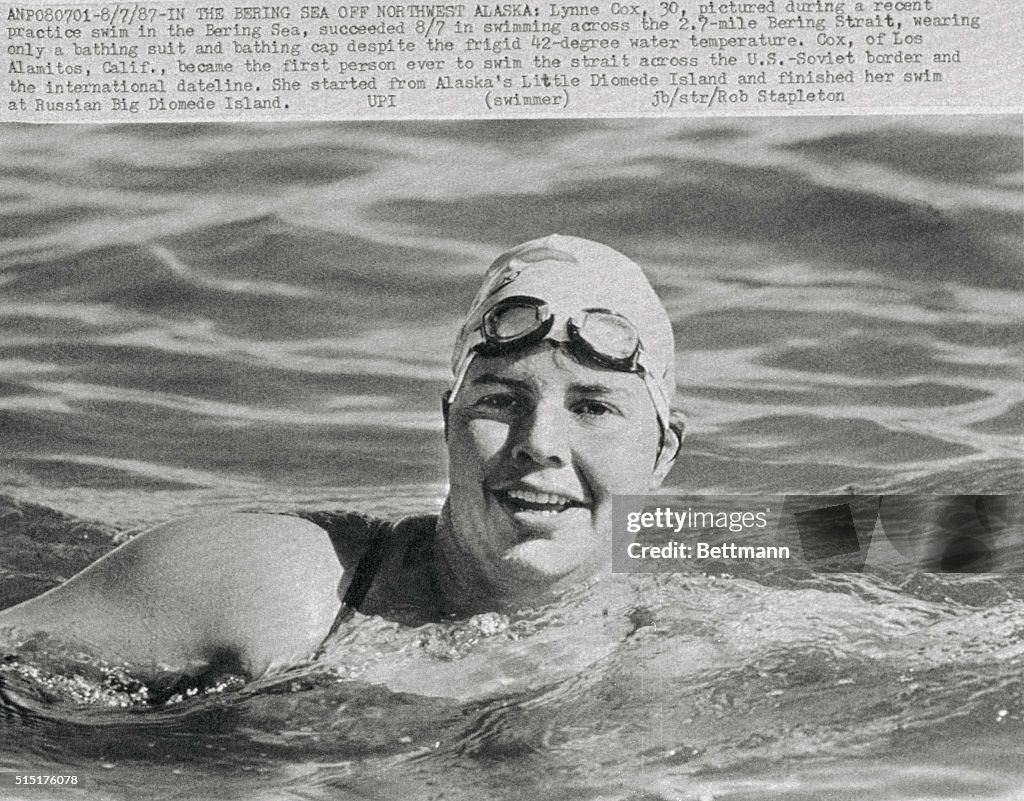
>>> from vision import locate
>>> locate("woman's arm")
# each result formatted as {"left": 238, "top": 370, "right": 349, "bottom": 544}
{"left": 0, "top": 513, "right": 345, "bottom": 678}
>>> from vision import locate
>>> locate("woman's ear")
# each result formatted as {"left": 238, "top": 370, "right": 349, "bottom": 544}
{"left": 441, "top": 391, "right": 452, "bottom": 439}
{"left": 651, "top": 412, "right": 685, "bottom": 488}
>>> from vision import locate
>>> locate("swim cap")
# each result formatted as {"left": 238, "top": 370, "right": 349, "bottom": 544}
{"left": 449, "top": 235, "right": 676, "bottom": 438}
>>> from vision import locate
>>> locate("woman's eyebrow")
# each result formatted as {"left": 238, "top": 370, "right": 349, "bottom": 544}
{"left": 568, "top": 382, "right": 623, "bottom": 397}
{"left": 471, "top": 373, "right": 532, "bottom": 392}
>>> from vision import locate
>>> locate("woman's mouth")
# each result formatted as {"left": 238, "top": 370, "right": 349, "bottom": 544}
{"left": 493, "top": 488, "right": 589, "bottom": 521}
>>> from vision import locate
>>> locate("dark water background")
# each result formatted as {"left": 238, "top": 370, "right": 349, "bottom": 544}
{"left": 0, "top": 117, "right": 1022, "bottom": 799}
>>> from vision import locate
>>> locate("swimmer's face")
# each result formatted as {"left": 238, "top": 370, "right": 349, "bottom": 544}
{"left": 446, "top": 342, "right": 675, "bottom": 592}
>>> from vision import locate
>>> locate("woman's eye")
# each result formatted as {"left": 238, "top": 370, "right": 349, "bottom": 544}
{"left": 573, "top": 399, "right": 617, "bottom": 418}
{"left": 475, "top": 393, "right": 520, "bottom": 412}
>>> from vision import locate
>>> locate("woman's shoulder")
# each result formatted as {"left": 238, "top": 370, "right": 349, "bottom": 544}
{"left": 0, "top": 511, "right": 350, "bottom": 676}
{"left": 287, "top": 509, "right": 437, "bottom": 558}
{"left": 125, "top": 510, "right": 342, "bottom": 564}
{"left": 136, "top": 509, "right": 437, "bottom": 580}
{"left": 287, "top": 509, "right": 387, "bottom": 549}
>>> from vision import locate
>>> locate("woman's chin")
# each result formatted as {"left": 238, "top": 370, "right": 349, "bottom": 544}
{"left": 503, "top": 537, "right": 602, "bottom": 584}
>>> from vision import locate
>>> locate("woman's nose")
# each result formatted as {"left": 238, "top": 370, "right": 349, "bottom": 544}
{"left": 510, "top": 403, "right": 570, "bottom": 467}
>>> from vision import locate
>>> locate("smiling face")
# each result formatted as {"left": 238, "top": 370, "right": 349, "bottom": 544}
{"left": 444, "top": 342, "right": 674, "bottom": 598}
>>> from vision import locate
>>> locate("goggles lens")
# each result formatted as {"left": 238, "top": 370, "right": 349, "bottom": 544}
{"left": 483, "top": 297, "right": 549, "bottom": 343}
{"left": 571, "top": 311, "right": 640, "bottom": 369}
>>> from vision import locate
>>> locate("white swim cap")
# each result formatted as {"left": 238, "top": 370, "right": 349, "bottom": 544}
{"left": 449, "top": 235, "right": 677, "bottom": 439}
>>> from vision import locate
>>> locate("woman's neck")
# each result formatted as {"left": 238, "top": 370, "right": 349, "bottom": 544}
{"left": 432, "top": 500, "right": 557, "bottom": 616}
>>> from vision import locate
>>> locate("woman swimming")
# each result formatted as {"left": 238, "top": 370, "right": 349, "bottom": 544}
{"left": 0, "top": 235, "right": 684, "bottom": 679}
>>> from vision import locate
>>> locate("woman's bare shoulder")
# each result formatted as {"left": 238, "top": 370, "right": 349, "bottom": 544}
{"left": 0, "top": 511, "right": 349, "bottom": 676}
{"left": 134, "top": 511, "right": 343, "bottom": 561}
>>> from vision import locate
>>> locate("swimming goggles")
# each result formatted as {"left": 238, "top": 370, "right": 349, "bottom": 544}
{"left": 450, "top": 295, "right": 671, "bottom": 428}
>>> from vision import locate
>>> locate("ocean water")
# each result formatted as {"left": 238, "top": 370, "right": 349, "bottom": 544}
{"left": 0, "top": 117, "right": 1022, "bottom": 800}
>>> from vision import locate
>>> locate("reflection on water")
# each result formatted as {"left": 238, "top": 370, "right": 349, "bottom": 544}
{"left": 0, "top": 117, "right": 1021, "bottom": 799}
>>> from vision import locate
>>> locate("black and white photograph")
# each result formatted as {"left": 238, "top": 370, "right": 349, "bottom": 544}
{"left": 0, "top": 116, "right": 1022, "bottom": 799}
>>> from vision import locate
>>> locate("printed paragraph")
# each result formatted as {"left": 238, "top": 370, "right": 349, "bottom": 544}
{"left": 3, "top": 0, "right": 1020, "bottom": 119}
